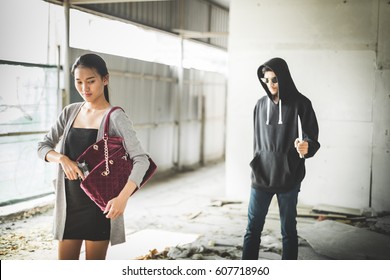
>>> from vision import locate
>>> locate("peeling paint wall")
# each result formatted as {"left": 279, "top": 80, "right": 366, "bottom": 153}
{"left": 226, "top": 0, "right": 390, "bottom": 212}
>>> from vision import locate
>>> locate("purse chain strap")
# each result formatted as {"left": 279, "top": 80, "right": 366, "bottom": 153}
{"left": 102, "top": 134, "right": 110, "bottom": 176}
{"left": 101, "top": 107, "right": 124, "bottom": 177}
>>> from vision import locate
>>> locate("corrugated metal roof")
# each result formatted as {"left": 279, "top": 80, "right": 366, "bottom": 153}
{"left": 45, "top": 0, "right": 229, "bottom": 49}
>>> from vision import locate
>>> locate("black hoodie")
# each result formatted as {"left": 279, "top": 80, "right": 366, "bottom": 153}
{"left": 250, "top": 57, "right": 320, "bottom": 193}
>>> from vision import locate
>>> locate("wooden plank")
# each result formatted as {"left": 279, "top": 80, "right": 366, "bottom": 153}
{"left": 312, "top": 204, "right": 363, "bottom": 217}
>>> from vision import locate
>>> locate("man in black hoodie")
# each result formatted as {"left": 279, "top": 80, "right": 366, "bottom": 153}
{"left": 242, "top": 58, "right": 320, "bottom": 260}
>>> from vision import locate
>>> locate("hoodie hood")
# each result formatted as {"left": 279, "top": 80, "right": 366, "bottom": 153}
{"left": 257, "top": 57, "right": 301, "bottom": 103}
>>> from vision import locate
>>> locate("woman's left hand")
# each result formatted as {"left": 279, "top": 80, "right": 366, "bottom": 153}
{"left": 104, "top": 194, "right": 128, "bottom": 219}
{"left": 104, "top": 180, "right": 137, "bottom": 219}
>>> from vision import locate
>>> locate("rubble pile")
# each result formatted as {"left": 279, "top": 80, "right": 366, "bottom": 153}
{"left": 167, "top": 244, "right": 242, "bottom": 260}
{"left": 0, "top": 225, "right": 53, "bottom": 258}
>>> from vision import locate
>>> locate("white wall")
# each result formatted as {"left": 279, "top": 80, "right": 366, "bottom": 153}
{"left": 226, "top": 0, "right": 390, "bottom": 212}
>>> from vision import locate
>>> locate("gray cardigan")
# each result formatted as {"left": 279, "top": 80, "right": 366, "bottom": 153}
{"left": 37, "top": 102, "right": 150, "bottom": 245}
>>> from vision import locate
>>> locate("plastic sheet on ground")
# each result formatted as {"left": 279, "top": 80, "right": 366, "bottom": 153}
{"left": 299, "top": 220, "right": 390, "bottom": 260}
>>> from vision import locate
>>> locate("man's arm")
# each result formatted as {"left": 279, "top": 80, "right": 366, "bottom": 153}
{"left": 298, "top": 97, "right": 320, "bottom": 158}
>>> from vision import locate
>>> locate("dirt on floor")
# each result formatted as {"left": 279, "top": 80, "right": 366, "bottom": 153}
{"left": 1, "top": 163, "right": 389, "bottom": 260}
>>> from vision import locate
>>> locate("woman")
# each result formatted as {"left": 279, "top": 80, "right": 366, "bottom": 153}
{"left": 37, "top": 53, "right": 150, "bottom": 259}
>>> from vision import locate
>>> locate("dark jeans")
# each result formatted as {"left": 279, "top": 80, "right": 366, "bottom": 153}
{"left": 242, "top": 184, "right": 301, "bottom": 260}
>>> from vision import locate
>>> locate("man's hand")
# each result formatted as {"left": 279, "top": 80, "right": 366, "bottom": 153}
{"left": 294, "top": 139, "right": 308, "bottom": 158}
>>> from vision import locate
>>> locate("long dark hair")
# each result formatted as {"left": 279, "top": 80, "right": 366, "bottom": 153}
{"left": 71, "top": 53, "right": 110, "bottom": 102}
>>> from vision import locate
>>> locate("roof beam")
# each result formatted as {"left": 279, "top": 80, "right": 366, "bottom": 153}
{"left": 173, "top": 29, "right": 228, "bottom": 39}
{"left": 69, "top": 0, "right": 170, "bottom": 4}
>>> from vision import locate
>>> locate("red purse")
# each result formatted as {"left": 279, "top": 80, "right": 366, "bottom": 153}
{"left": 76, "top": 106, "right": 157, "bottom": 211}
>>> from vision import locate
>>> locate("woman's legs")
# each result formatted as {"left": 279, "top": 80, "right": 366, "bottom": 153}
{"left": 85, "top": 240, "right": 110, "bottom": 260}
{"left": 58, "top": 239, "right": 109, "bottom": 260}
{"left": 58, "top": 240, "right": 83, "bottom": 260}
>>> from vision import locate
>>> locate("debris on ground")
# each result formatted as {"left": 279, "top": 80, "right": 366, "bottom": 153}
{"left": 256, "top": 230, "right": 283, "bottom": 256}
{"left": 1, "top": 160, "right": 389, "bottom": 260}
{"left": 166, "top": 244, "right": 242, "bottom": 260}
{"left": 135, "top": 248, "right": 169, "bottom": 260}
{"left": 187, "top": 211, "right": 202, "bottom": 220}
{"left": 298, "top": 212, "right": 349, "bottom": 221}
{"left": 208, "top": 240, "right": 238, "bottom": 247}
{"left": 0, "top": 207, "right": 55, "bottom": 259}
{"left": 297, "top": 204, "right": 390, "bottom": 237}
{"left": 0, "top": 228, "right": 53, "bottom": 258}
{"left": 371, "top": 215, "right": 390, "bottom": 235}
{"left": 133, "top": 244, "right": 241, "bottom": 260}
{"left": 209, "top": 199, "right": 243, "bottom": 207}
{"left": 297, "top": 204, "right": 358, "bottom": 221}
{"left": 0, "top": 204, "right": 53, "bottom": 224}
{"left": 312, "top": 204, "right": 364, "bottom": 217}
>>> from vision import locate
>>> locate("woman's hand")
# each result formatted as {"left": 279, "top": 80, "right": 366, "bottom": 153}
{"left": 59, "top": 155, "right": 84, "bottom": 180}
{"left": 45, "top": 151, "right": 84, "bottom": 180}
{"left": 104, "top": 180, "right": 137, "bottom": 219}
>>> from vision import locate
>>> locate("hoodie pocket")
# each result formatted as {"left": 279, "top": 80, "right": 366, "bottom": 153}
{"left": 250, "top": 150, "right": 300, "bottom": 189}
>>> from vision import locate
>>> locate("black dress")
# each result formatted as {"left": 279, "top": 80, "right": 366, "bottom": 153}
{"left": 63, "top": 127, "right": 110, "bottom": 241}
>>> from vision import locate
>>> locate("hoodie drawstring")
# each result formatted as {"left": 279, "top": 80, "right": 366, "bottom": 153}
{"left": 266, "top": 98, "right": 270, "bottom": 125}
{"left": 278, "top": 99, "right": 283, "bottom": 124}
{"left": 266, "top": 98, "right": 283, "bottom": 125}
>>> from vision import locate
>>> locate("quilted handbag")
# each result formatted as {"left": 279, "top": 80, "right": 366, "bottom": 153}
{"left": 76, "top": 106, "right": 157, "bottom": 211}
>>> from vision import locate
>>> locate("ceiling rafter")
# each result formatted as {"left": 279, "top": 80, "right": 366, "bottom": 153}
{"left": 172, "top": 29, "right": 228, "bottom": 39}
{"left": 48, "top": 0, "right": 229, "bottom": 48}
{"left": 68, "top": 0, "right": 170, "bottom": 4}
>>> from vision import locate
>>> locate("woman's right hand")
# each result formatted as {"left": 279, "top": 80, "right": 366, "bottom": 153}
{"left": 59, "top": 155, "right": 84, "bottom": 180}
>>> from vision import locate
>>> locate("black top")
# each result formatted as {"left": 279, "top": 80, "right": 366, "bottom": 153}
{"left": 63, "top": 127, "right": 110, "bottom": 241}
{"left": 65, "top": 127, "right": 98, "bottom": 160}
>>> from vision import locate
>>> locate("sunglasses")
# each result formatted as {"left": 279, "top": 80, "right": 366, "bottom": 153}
{"left": 261, "top": 77, "right": 278, "bottom": 84}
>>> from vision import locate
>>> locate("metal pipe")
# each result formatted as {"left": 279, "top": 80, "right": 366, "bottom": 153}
{"left": 110, "top": 70, "right": 177, "bottom": 83}
{"left": 176, "top": 36, "right": 184, "bottom": 171}
{"left": 57, "top": 45, "right": 62, "bottom": 116}
{"left": 63, "top": 0, "right": 70, "bottom": 107}
{"left": 200, "top": 94, "right": 206, "bottom": 166}
{"left": 110, "top": 69, "right": 224, "bottom": 85}
{"left": 175, "top": 0, "right": 185, "bottom": 171}
{"left": 0, "top": 60, "right": 59, "bottom": 69}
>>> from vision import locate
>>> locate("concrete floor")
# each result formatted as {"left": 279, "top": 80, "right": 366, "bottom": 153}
{"left": 1, "top": 161, "right": 389, "bottom": 260}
